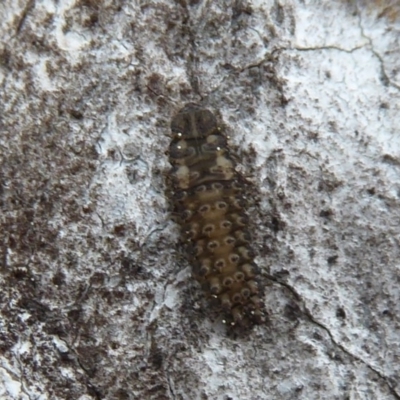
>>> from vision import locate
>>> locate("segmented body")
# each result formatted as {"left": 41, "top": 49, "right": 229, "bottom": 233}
{"left": 168, "top": 104, "right": 264, "bottom": 329}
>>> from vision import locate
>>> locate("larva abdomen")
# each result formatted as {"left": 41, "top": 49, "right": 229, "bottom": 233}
{"left": 168, "top": 104, "right": 264, "bottom": 330}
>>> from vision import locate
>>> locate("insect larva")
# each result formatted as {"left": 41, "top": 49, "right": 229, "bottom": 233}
{"left": 168, "top": 103, "right": 264, "bottom": 330}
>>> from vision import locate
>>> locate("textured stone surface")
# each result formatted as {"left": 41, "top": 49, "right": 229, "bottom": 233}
{"left": 1, "top": 0, "right": 400, "bottom": 399}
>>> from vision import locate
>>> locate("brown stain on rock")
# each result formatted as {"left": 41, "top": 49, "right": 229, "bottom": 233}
{"left": 168, "top": 104, "right": 265, "bottom": 330}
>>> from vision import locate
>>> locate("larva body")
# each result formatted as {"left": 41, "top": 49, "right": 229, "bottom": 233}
{"left": 168, "top": 104, "right": 264, "bottom": 329}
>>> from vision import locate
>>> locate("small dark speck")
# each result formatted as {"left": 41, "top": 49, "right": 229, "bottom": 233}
{"left": 380, "top": 102, "right": 389, "bottom": 109}
{"left": 325, "top": 71, "right": 331, "bottom": 79}
{"left": 319, "top": 209, "right": 332, "bottom": 219}
{"left": 59, "top": 349, "right": 73, "bottom": 363}
{"left": 313, "top": 331, "right": 323, "bottom": 341}
{"left": 85, "top": 14, "right": 99, "bottom": 28}
{"left": 284, "top": 302, "right": 301, "bottom": 321}
{"left": 114, "top": 389, "right": 130, "bottom": 400}
{"left": 273, "top": 269, "right": 290, "bottom": 280}
{"left": 121, "top": 257, "right": 144, "bottom": 276}
{"left": 328, "top": 121, "right": 338, "bottom": 133}
{"left": 149, "top": 347, "right": 163, "bottom": 369}
{"left": 52, "top": 271, "right": 66, "bottom": 286}
{"left": 110, "top": 342, "right": 120, "bottom": 350}
{"left": 113, "top": 224, "right": 126, "bottom": 236}
{"left": 270, "top": 216, "right": 282, "bottom": 233}
{"left": 69, "top": 109, "right": 84, "bottom": 120}
{"left": 307, "top": 131, "right": 319, "bottom": 142}
{"left": 107, "top": 149, "right": 117, "bottom": 159}
{"left": 90, "top": 272, "right": 106, "bottom": 287}
{"left": 327, "top": 255, "right": 338, "bottom": 265}
{"left": 82, "top": 205, "right": 92, "bottom": 214}
{"left": 67, "top": 308, "right": 81, "bottom": 322}
{"left": 382, "top": 154, "right": 400, "bottom": 166}
{"left": 232, "top": 2, "right": 253, "bottom": 19}
{"left": 221, "top": 63, "right": 234, "bottom": 71}
{"left": 367, "top": 188, "right": 375, "bottom": 195}
{"left": 336, "top": 307, "right": 346, "bottom": 319}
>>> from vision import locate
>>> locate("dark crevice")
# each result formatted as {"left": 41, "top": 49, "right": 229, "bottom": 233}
{"left": 178, "top": 0, "right": 202, "bottom": 100}
{"left": 167, "top": 374, "right": 177, "bottom": 400}
{"left": 293, "top": 44, "right": 366, "bottom": 54}
{"left": 355, "top": 3, "right": 400, "bottom": 91}
{"left": 74, "top": 349, "right": 104, "bottom": 400}
{"left": 15, "top": 0, "right": 35, "bottom": 34}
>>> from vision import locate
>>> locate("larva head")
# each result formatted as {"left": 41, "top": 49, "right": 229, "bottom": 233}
{"left": 171, "top": 104, "right": 218, "bottom": 139}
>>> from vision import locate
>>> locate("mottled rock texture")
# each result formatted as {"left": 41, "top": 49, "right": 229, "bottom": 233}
{"left": 1, "top": 0, "right": 400, "bottom": 399}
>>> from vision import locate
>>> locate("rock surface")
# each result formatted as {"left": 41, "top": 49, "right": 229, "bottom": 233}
{"left": 1, "top": 1, "right": 400, "bottom": 399}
